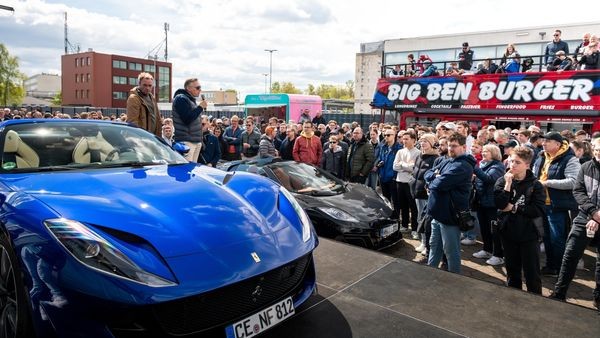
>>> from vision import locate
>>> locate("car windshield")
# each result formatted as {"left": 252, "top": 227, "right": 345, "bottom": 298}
{"left": 0, "top": 121, "right": 188, "bottom": 173}
{"left": 268, "top": 162, "right": 344, "bottom": 195}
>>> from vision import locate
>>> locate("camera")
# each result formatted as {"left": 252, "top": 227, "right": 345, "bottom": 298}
{"left": 376, "top": 160, "right": 385, "bottom": 168}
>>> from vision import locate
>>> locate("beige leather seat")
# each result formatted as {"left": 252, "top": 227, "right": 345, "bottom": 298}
{"left": 72, "top": 132, "right": 117, "bottom": 163}
{"left": 3, "top": 130, "right": 40, "bottom": 168}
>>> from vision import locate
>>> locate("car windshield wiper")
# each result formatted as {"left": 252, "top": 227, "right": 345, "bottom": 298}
{"left": 17, "top": 165, "right": 83, "bottom": 173}
{"left": 96, "top": 161, "right": 168, "bottom": 168}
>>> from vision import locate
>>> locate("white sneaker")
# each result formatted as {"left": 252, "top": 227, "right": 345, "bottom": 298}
{"left": 421, "top": 249, "right": 428, "bottom": 257}
{"left": 577, "top": 259, "right": 585, "bottom": 270}
{"left": 473, "top": 250, "right": 492, "bottom": 259}
{"left": 415, "top": 243, "right": 425, "bottom": 252}
{"left": 486, "top": 256, "right": 504, "bottom": 266}
{"left": 411, "top": 231, "right": 420, "bottom": 240}
{"left": 461, "top": 238, "right": 476, "bottom": 245}
{"left": 399, "top": 226, "right": 410, "bottom": 233}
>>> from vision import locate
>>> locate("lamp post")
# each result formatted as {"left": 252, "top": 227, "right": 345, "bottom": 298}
{"left": 264, "top": 49, "right": 277, "bottom": 93}
{"left": 262, "top": 73, "right": 268, "bottom": 94}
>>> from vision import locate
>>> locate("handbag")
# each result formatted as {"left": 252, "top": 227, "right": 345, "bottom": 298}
{"left": 450, "top": 193, "right": 475, "bottom": 232}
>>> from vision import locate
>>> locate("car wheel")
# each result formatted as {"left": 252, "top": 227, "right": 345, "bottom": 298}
{"left": 0, "top": 232, "right": 33, "bottom": 338}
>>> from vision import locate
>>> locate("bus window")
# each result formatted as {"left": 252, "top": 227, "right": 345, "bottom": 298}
{"left": 539, "top": 122, "right": 592, "bottom": 134}
{"left": 405, "top": 116, "right": 441, "bottom": 128}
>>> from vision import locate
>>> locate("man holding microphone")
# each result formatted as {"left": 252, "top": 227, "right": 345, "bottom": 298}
{"left": 172, "top": 78, "right": 207, "bottom": 162}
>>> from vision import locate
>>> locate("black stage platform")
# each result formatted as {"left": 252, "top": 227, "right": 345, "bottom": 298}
{"left": 263, "top": 239, "right": 599, "bottom": 338}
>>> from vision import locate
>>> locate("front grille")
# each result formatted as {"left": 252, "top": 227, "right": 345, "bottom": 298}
{"left": 152, "top": 254, "right": 312, "bottom": 336}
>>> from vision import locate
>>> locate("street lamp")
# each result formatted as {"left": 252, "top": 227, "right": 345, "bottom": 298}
{"left": 262, "top": 73, "right": 268, "bottom": 94}
{"left": 264, "top": 49, "right": 277, "bottom": 94}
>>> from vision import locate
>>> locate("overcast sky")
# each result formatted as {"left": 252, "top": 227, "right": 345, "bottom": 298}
{"left": 1, "top": 0, "right": 599, "bottom": 99}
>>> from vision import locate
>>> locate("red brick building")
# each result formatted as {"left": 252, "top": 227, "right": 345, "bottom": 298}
{"left": 61, "top": 51, "right": 172, "bottom": 108}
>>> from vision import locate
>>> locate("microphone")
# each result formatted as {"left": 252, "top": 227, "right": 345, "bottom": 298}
{"left": 201, "top": 94, "right": 206, "bottom": 101}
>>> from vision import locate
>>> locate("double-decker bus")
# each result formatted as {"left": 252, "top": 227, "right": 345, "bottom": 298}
{"left": 371, "top": 69, "right": 600, "bottom": 133}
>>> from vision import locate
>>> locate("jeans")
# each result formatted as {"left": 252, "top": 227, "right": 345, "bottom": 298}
{"left": 554, "top": 218, "right": 600, "bottom": 299}
{"left": 183, "top": 141, "right": 202, "bottom": 162}
{"left": 477, "top": 207, "right": 504, "bottom": 257}
{"left": 501, "top": 236, "right": 542, "bottom": 294}
{"left": 366, "top": 171, "right": 379, "bottom": 190}
{"left": 543, "top": 206, "right": 570, "bottom": 270}
{"left": 428, "top": 219, "right": 462, "bottom": 274}
{"left": 462, "top": 211, "right": 480, "bottom": 241}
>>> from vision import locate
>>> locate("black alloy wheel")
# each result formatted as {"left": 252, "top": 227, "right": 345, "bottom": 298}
{"left": 0, "top": 233, "right": 32, "bottom": 338}
{"left": 0, "top": 244, "right": 18, "bottom": 338}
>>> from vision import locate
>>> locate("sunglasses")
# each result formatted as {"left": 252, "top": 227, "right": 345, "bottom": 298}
{"left": 385, "top": 134, "right": 394, "bottom": 137}
{"left": 193, "top": 86, "right": 201, "bottom": 90}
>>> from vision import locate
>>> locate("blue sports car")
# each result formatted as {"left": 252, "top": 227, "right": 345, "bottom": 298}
{"left": 0, "top": 119, "right": 317, "bottom": 337}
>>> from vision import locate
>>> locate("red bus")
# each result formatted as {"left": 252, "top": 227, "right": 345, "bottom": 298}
{"left": 371, "top": 70, "right": 600, "bottom": 133}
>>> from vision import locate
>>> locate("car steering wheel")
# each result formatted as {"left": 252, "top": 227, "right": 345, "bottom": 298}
{"left": 105, "top": 148, "right": 121, "bottom": 161}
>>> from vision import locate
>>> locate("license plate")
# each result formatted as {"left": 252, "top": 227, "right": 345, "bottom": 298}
{"left": 225, "top": 297, "right": 295, "bottom": 338}
{"left": 380, "top": 224, "right": 398, "bottom": 238}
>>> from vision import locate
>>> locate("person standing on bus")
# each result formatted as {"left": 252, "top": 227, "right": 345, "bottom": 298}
{"left": 545, "top": 30, "right": 569, "bottom": 68}
{"left": 458, "top": 42, "right": 474, "bottom": 71}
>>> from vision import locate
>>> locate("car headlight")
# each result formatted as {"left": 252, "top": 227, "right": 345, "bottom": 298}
{"left": 279, "top": 187, "right": 312, "bottom": 242}
{"left": 377, "top": 192, "right": 393, "bottom": 209}
{"left": 44, "top": 218, "right": 176, "bottom": 287}
{"left": 318, "top": 207, "right": 360, "bottom": 223}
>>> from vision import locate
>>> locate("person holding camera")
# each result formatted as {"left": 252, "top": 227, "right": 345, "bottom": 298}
{"left": 494, "top": 146, "right": 545, "bottom": 294}
{"left": 424, "top": 132, "right": 476, "bottom": 274}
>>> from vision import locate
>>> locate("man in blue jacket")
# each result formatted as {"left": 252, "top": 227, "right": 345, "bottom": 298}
{"left": 199, "top": 116, "right": 221, "bottom": 167}
{"left": 172, "top": 78, "right": 207, "bottom": 162}
{"left": 424, "top": 132, "right": 476, "bottom": 274}
{"left": 378, "top": 129, "right": 402, "bottom": 221}
{"left": 545, "top": 30, "right": 570, "bottom": 67}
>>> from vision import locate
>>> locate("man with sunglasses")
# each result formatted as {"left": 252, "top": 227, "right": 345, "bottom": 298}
{"left": 544, "top": 30, "right": 569, "bottom": 68}
{"left": 126, "top": 72, "right": 162, "bottom": 137}
{"left": 172, "top": 78, "right": 208, "bottom": 162}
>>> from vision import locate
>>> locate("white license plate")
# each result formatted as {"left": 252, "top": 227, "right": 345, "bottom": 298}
{"left": 380, "top": 224, "right": 398, "bottom": 238}
{"left": 225, "top": 297, "right": 295, "bottom": 338}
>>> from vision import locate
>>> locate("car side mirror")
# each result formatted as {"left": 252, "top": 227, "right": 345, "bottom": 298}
{"left": 172, "top": 142, "right": 190, "bottom": 155}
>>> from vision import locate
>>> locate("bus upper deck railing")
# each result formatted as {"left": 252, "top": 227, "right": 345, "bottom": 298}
{"left": 380, "top": 54, "right": 580, "bottom": 78}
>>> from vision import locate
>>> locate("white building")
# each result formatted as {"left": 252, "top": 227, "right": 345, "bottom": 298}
{"left": 24, "top": 73, "right": 61, "bottom": 99}
{"left": 354, "top": 21, "right": 600, "bottom": 114}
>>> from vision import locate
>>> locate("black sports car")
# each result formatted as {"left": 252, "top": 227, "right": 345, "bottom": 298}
{"left": 219, "top": 158, "right": 401, "bottom": 250}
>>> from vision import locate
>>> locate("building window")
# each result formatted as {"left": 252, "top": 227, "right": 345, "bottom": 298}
{"left": 75, "top": 74, "right": 78, "bottom": 83}
{"left": 86, "top": 57, "right": 91, "bottom": 66}
{"left": 112, "top": 60, "right": 127, "bottom": 69}
{"left": 86, "top": 90, "right": 90, "bottom": 99}
{"left": 129, "top": 62, "right": 142, "bottom": 71}
{"left": 80, "top": 74, "right": 84, "bottom": 83}
{"left": 76, "top": 58, "right": 80, "bottom": 67}
{"left": 87, "top": 73, "right": 91, "bottom": 82}
{"left": 80, "top": 90, "right": 84, "bottom": 99}
{"left": 144, "top": 64, "right": 155, "bottom": 73}
{"left": 158, "top": 66, "right": 170, "bottom": 102}
{"left": 128, "top": 77, "right": 137, "bottom": 86}
{"left": 75, "top": 90, "right": 78, "bottom": 99}
{"left": 112, "top": 76, "right": 127, "bottom": 84}
{"left": 113, "top": 91, "right": 127, "bottom": 100}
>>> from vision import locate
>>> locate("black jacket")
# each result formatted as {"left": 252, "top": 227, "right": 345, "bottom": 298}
{"left": 279, "top": 137, "right": 296, "bottom": 161}
{"left": 573, "top": 158, "right": 600, "bottom": 220}
{"left": 474, "top": 160, "right": 505, "bottom": 208}
{"left": 411, "top": 153, "right": 438, "bottom": 199}
{"left": 494, "top": 170, "right": 546, "bottom": 243}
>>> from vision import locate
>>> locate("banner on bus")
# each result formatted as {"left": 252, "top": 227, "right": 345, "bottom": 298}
{"left": 371, "top": 70, "right": 600, "bottom": 113}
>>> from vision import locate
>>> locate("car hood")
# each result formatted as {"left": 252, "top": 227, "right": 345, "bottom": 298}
{"left": 3, "top": 164, "right": 289, "bottom": 257}
{"left": 293, "top": 183, "right": 393, "bottom": 224}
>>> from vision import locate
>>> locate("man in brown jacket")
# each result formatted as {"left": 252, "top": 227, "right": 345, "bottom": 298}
{"left": 126, "top": 72, "right": 162, "bottom": 137}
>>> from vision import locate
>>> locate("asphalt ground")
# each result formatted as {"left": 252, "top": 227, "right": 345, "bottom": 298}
{"left": 261, "top": 238, "right": 599, "bottom": 338}
{"left": 381, "top": 233, "right": 598, "bottom": 310}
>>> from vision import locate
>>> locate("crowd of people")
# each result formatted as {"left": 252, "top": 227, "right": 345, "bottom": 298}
{"left": 3, "top": 71, "right": 599, "bottom": 311}
{"left": 386, "top": 29, "right": 600, "bottom": 78}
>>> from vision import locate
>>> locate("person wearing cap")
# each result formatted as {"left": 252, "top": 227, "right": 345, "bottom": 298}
{"left": 312, "top": 110, "right": 327, "bottom": 126}
{"left": 441, "top": 122, "right": 456, "bottom": 137}
{"left": 532, "top": 131, "right": 581, "bottom": 277}
{"left": 458, "top": 42, "right": 474, "bottom": 71}
{"left": 548, "top": 50, "right": 573, "bottom": 71}
{"left": 419, "top": 60, "right": 438, "bottom": 77}
{"left": 545, "top": 29, "right": 569, "bottom": 67}
{"left": 550, "top": 137, "right": 600, "bottom": 309}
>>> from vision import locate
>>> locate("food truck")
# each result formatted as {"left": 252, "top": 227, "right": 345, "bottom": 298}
{"left": 244, "top": 94, "right": 322, "bottom": 123}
